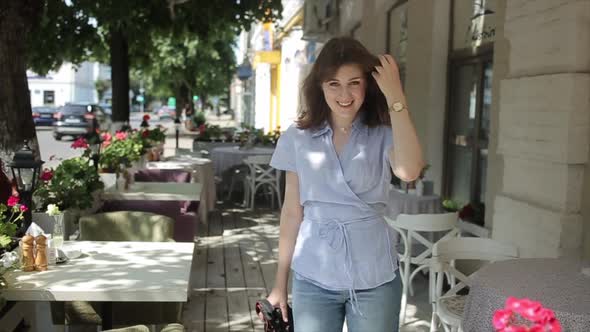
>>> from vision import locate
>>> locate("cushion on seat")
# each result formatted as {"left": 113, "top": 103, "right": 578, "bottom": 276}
{"left": 437, "top": 295, "right": 466, "bottom": 321}
{"left": 134, "top": 169, "right": 191, "bottom": 183}
{"left": 79, "top": 211, "right": 174, "bottom": 242}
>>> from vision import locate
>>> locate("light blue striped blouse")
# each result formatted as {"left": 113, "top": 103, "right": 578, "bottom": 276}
{"left": 270, "top": 115, "right": 399, "bottom": 312}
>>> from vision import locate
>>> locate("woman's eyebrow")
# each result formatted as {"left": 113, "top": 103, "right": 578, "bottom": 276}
{"left": 348, "top": 77, "right": 362, "bottom": 81}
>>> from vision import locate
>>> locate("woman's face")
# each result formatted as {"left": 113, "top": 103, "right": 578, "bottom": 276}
{"left": 322, "top": 64, "right": 366, "bottom": 122}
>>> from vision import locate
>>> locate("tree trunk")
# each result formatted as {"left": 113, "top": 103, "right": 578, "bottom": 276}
{"left": 175, "top": 84, "right": 190, "bottom": 117}
{"left": 0, "top": 1, "right": 41, "bottom": 169}
{"left": 109, "top": 25, "right": 130, "bottom": 124}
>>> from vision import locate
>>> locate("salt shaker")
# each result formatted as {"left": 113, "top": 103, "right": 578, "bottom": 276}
{"left": 21, "top": 235, "right": 35, "bottom": 272}
{"left": 34, "top": 235, "right": 48, "bottom": 271}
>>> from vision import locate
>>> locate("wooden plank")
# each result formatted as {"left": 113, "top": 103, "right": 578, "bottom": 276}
{"left": 207, "top": 245, "right": 226, "bottom": 289}
{"left": 205, "top": 294, "right": 229, "bottom": 332}
{"left": 182, "top": 292, "right": 206, "bottom": 332}
{"left": 224, "top": 211, "right": 247, "bottom": 290}
{"left": 190, "top": 244, "right": 208, "bottom": 292}
{"left": 228, "top": 290, "right": 254, "bottom": 332}
{"left": 235, "top": 210, "right": 267, "bottom": 298}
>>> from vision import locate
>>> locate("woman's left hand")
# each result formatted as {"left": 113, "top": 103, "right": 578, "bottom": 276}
{"left": 372, "top": 54, "right": 404, "bottom": 106}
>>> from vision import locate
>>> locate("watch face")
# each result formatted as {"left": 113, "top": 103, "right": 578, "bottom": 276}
{"left": 393, "top": 102, "right": 404, "bottom": 112}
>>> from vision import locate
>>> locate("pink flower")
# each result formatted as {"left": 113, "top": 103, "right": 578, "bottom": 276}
{"left": 71, "top": 137, "right": 89, "bottom": 149}
{"left": 495, "top": 298, "right": 561, "bottom": 332}
{"left": 7, "top": 195, "right": 19, "bottom": 207}
{"left": 101, "top": 132, "right": 112, "bottom": 142}
{"left": 115, "top": 131, "right": 128, "bottom": 140}
{"left": 493, "top": 309, "right": 513, "bottom": 329}
{"left": 19, "top": 205, "right": 28, "bottom": 212}
{"left": 198, "top": 124, "right": 206, "bottom": 135}
{"left": 40, "top": 169, "right": 53, "bottom": 181}
{"left": 534, "top": 308, "right": 556, "bottom": 324}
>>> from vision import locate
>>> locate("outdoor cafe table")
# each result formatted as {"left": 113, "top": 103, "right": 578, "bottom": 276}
{"left": 101, "top": 181, "right": 202, "bottom": 202}
{"left": 146, "top": 158, "right": 215, "bottom": 224}
{"left": 210, "top": 146, "right": 275, "bottom": 176}
{"left": 462, "top": 258, "right": 590, "bottom": 331}
{"left": 1, "top": 241, "right": 195, "bottom": 329}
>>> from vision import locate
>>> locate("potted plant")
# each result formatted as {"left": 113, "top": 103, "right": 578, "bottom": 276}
{"left": 34, "top": 151, "right": 104, "bottom": 238}
{"left": 99, "top": 130, "right": 144, "bottom": 172}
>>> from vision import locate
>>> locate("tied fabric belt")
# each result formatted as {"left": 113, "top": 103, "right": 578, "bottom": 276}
{"left": 310, "top": 215, "right": 393, "bottom": 316}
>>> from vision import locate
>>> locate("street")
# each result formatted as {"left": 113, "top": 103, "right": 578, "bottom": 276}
{"left": 36, "top": 113, "right": 177, "bottom": 169}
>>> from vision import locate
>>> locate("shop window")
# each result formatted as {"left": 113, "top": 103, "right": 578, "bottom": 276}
{"left": 444, "top": 56, "right": 492, "bottom": 226}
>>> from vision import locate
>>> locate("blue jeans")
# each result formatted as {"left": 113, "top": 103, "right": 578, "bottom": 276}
{"left": 291, "top": 270, "right": 402, "bottom": 332}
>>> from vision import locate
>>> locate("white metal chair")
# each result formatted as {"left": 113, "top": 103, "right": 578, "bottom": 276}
{"left": 430, "top": 238, "right": 519, "bottom": 332}
{"left": 385, "top": 212, "right": 460, "bottom": 326}
{"left": 243, "top": 155, "right": 282, "bottom": 209}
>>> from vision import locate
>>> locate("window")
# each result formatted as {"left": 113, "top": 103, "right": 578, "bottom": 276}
{"left": 43, "top": 90, "right": 55, "bottom": 105}
{"left": 444, "top": 55, "right": 492, "bottom": 225}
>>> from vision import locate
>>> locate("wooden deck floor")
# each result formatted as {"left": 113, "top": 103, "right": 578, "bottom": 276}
{"left": 180, "top": 205, "right": 431, "bottom": 332}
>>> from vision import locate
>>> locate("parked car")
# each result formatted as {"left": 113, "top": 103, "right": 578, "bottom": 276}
{"left": 53, "top": 103, "right": 111, "bottom": 140}
{"left": 32, "top": 106, "right": 56, "bottom": 126}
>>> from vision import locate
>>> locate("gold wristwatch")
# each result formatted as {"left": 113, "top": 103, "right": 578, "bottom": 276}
{"left": 389, "top": 101, "right": 407, "bottom": 113}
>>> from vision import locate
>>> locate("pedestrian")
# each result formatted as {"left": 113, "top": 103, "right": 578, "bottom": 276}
{"left": 260, "top": 36, "right": 424, "bottom": 332}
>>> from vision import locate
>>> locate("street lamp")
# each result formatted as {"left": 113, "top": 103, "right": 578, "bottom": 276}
{"left": 88, "top": 132, "right": 102, "bottom": 170}
{"left": 174, "top": 117, "right": 182, "bottom": 149}
{"left": 9, "top": 140, "right": 44, "bottom": 229}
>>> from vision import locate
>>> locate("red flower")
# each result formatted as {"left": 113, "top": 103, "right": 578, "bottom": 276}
{"left": 40, "top": 169, "right": 53, "bottom": 181}
{"left": 143, "top": 114, "right": 150, "bottom": 121}
{"left": 7, "top": 195, "right": 19, "bottom": 207}
{"left": 19, "top": 205, "right": 28, "bottom": 212}
{"left": 142, "top": 129, "right": 150, "bottom": 138}
{"left": 458, "top": 203, "right": 474, "bottom": 220}
{"left": 115, "top": 131, "right": 128, "bottom": 140}
{"left": 71, "top": 137, "right": 89, "bottom": 149}
{"left": 198, "top": 124, "right": 207, "bottom": 135}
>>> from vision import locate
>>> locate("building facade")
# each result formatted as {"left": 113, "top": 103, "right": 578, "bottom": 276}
{"left": 304, "top": 0, "right": 590, "bottom": 259}
{"left": 28, "top": 62, "right": 110, "bottom": 107}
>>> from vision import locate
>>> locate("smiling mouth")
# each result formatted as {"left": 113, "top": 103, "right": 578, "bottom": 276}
{"left": 337, "top": 101, "right": 353, "bottom": 107}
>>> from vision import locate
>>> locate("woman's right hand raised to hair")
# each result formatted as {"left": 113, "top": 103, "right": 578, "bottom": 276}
{"left": 259, "top": 287, "right": 290, "bottom": 323}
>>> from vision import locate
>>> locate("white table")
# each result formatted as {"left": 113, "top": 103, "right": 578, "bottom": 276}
{"left": 2, "top": 241, "right": 195, "bottom": 328}
{"left": 462, "top": 258, "right": 590, "bottom": 331}
{"left": 101, "top": 182, "right": 202, "bottom": 202}
{"left": 147, "top": 156, "right": 216, "bottom": 224}
{"left": 387, "top": 188, "right": 443, "bottom": 219}
{"left": 210, "top": 146, "right": 274, "bottom": 176}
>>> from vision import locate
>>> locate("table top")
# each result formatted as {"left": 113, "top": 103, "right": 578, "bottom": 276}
{"left": 101, "top": 182, "right": 202, "bottom": 201}
{"left": 389, "top": 188, "right": 441, "bottom": 202}
{"left": 471, "top": 258, "right": 590, "bottom": 315}
{"left": 211, "top": 146, "right": 274, "bottom": 155}
{"left": 1, "top": 241, "right": 195, "bottom": 302}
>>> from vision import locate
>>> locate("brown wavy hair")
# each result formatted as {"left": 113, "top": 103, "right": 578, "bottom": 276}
{"left": 297, "top": 36, "right": 390, "bottom": 130}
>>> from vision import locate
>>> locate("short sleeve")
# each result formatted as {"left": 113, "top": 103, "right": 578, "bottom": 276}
{"left": 270, "top": 124, "right": 298, "bottom": 172}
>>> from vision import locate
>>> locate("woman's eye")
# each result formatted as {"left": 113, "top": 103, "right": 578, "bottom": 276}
{"left": 349, "top": 81, "right": 360, "bottom": 86}
{"left": 328, "top": 82, "right": 340, "bottom": 87}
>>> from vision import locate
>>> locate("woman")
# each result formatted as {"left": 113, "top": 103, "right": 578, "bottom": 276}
{"left": 262, "top": 37, "right": 424, "bottom": 331}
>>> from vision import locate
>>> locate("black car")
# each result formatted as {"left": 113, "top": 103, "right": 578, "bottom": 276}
{"left": 32, "top": 106, "right": 56, "bottom": 126}
{"left": 53, "top": 103, "right": 112, "bottom": 140}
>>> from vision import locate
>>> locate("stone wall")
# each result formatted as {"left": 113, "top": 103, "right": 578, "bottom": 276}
{"left": 491, "top": 0, "right": 590, "bottom": 258}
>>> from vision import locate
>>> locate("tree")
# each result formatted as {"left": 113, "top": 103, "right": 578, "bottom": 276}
{"left": 95, "top": 79, "right": 111, "bottom": 103}
{"left": 0, "top": 0, "right": 97, "bottom": 164}
{"left": 0, "top": 0, "right": 282, "bottom": 161}
{"left": 143, "top": 25, "right": 237, "bottom": 116}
